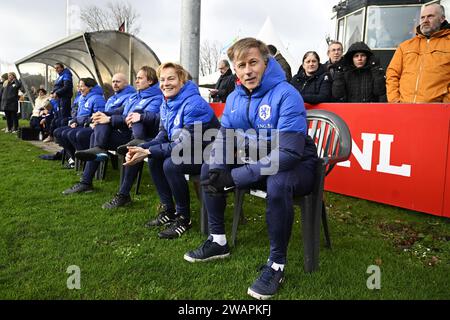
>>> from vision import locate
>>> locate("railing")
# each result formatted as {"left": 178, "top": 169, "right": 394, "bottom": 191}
{"left": 19, "top": 101, "right": 33, "bottom": 119}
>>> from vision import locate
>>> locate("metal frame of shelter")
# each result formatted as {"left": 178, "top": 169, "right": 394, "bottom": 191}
{"left": 15, "top": 31, "right": 161, "bottom": 106}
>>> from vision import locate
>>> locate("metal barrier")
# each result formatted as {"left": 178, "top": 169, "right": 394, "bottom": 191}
{"left": 19, "top": 101, "right": 33, "bottom": 119}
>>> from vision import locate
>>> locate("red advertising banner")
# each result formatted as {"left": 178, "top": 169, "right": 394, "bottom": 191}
{"left": 307, "top": 103, "right": 450, "bottom": 218}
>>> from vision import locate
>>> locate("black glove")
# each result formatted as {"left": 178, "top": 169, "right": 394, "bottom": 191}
{"left": 201, "top": 169, "right": 235, "bottom": 194}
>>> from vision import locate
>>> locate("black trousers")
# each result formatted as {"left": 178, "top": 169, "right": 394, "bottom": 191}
{"left": 4, "top": 111, "right": 19, "bottom": 131}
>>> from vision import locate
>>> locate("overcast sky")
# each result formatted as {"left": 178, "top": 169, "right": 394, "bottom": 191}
{"left": 0, "top": 0, "right": 337, "bottom": 74}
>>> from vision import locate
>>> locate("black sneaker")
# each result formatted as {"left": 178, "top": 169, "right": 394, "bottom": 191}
{"left": 75, "top": 147, "right": 108, "bottom": 162}
{"left": 247, "top": 263, "right": 284, "bottom": 300}
{"left": 145, "top": 205, "right": 176, "bottom": 227}
{"left": 184, "top": 236, "right": 230, "bottom": 262}
{"left": 117, "top": 139, "right": 146, "bottom": 156}
{"left": 158, "top": 215, "right": 192, "bottom": 239}
{"left": 62, "top": 183, "right": 93, "bottom": 195}
{"left": 102, "top": 194, "right": 131, "bottom": 209}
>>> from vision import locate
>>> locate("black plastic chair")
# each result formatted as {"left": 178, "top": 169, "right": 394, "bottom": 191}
{"left": 222, "top": 109, "right": 352, "bottom": 273}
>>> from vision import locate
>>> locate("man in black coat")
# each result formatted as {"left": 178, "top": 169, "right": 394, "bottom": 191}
{"left": 209, "top": 60, "right": 236, "bottom": 103}
{"left": 268, "top": 44, "right": 292, "bottom": 82}
{"left": 1, "top": 72, "right": 23, "bottom": 133}
{"left": 324, "top": 41, "right": 344, "bottom": 81}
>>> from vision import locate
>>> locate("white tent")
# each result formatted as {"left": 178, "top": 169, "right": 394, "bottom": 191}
{"left": 199, "top": 70, "right": 221, "bottom": 86}
{"left": 257, "top": 17, "right": 299, "bottom": 73}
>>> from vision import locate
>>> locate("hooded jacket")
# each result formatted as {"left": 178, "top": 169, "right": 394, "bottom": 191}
{"left": 72, "top": 85, "right": 106, "bottom": 126}
{"left": 290, "top": 64, "right": 332, "bottom": 104}
{"left": 386, "top": 21, "right": 450, "bottom": 103}
{"left": 145, "top": 80, "right": 219, "bottom": 160}
{"left": 210, "top": 57, "right": 317, "bottom": 188}
{"left": 332, "top": 41, "right": 387, "bottom": 103}
{"left": 51, "top": 68, "right": 73, "bottom": 99}
{"left": 111, "top": 83, "right": 163, "bottom": 129}
{"left": 104, "top": 85, "right": 136, "bottom": 115}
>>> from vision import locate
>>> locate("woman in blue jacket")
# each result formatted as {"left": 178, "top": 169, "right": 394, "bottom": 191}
{"left": 54, "top": 78, "right": 105, "bottom": 166}
{"left": 123, "top": 62, "right": 220, "bottom": 239}
{"left": 290, "top": 51, "right": 332, "bottom": 104}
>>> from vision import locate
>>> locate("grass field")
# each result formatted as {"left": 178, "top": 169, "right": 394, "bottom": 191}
{"left": 0, "top": 120, "right": 449, "bottom": 300}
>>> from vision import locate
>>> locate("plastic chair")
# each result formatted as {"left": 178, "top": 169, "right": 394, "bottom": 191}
{"left": 223, "top": 109, "right": 352, "bottom": 273}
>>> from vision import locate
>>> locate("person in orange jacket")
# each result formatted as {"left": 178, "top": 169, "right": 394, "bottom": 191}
{"left": 386, "top": 3, "right": 450, "bottom": 103}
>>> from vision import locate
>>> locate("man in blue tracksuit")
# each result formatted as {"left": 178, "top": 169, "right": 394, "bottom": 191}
{"left": 68, "top": 73, "right": 136, "bottom": 161}
{"left": 62, "top": 66, "right": 162, "bottom": 197}
{"left": 122, "top": 62, "right": 220, "bottom": 238}
{"left": 44, "top": 63, "right": 73, "bottom": 142}
{"left": 184, "top": 38, "right": 318, "bottom": 300}
{"left": 54, "top": 79, "right": 105, "bottom": 167}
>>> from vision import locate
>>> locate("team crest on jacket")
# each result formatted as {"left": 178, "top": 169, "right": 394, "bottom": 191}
{"left": 259, "top": 105, "right": 271, "bottom": 121}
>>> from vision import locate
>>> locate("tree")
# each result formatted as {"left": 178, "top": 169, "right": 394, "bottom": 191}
{"left": 199, "top": 40, "right": 222, "bottom": 77}
{"left": 80, "top": 1, "right": 141, "bottom": 35}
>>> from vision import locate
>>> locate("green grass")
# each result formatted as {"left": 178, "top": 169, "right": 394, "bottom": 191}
{"left": 0, "top": 120, "right": 449, "bottom": 300}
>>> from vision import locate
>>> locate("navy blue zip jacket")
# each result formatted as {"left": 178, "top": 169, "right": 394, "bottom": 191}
{"left": 51, "top": 68, "right": 73, "bottom": 99}
{"left": 104, "top": 85, "right": 136, "bottom": 116}
{"left": 111, "top": 83, "right": 163, "bottom": 129}
{"left": 144, "top": 81, "right": 219, "bottom": 160}
{"left": 211, "top": 57, "right": 317, "bottom": 188}
{"left": 73, "top": 85, "right": 106, "bottom": 126}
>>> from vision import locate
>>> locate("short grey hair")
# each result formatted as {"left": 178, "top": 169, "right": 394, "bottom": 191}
{"left": 422, "top": 3, "right": 445, "bottom": 18}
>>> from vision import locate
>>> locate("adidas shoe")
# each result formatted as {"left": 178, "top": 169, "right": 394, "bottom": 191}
{"left": 158, "top": 215, "right": 192, "bottom": 239}
{"left": 145, "top": 204, "right": 176, "bottom": 227}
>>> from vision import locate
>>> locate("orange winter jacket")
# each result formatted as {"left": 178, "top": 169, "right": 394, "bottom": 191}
{"left": 386, "top": 22, "right": 450, "bottom": 103}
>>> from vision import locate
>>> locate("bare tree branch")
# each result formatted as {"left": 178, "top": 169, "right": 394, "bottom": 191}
{"left": 200, "top": 40, "right": 222, "bottom": 77}
{"left": 80, "top": 1, "right": 141, "bottom": 35}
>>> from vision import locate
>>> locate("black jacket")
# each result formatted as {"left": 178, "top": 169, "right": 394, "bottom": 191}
{"left": 0, "top": 79, "right": 23, "bottom": 112}
{"left": 324, "top": 58, "right": 344, "bottom": 81}
{"left": 212, "top": 69, "right": 236, "bottom": 103}
{"left": 290, "top": 64, "right": 332, "bottom": 104}
{"left": 275, "top": 53, "right": 292, "bottom": 82}
{"left": 332, "top": 42, "right": 387, "bottom": 103}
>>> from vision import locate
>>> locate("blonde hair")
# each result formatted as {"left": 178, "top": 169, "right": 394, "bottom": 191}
{"left": 227, "top": 37, "right": 270, "bottom": 63}
{"left": 157, "top": 62, "right": 189, "bottom": 84}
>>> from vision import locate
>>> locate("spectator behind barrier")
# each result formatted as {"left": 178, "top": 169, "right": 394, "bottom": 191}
{"left": 386, "top": 3, "right": 450, "bottom": 103}
{"left": 209, "top": 59, "right": 236, "bottom": 103}
{"left": 324, "top": 41, "right": 344, "bottom": 81}
{"left": 332, "top": 41, "right": 387, "bottom": 103}
{"left": 290, "top": 51, "right": 332, "bottom": 104}
{"left": 268, "top": 44, "right": 292, "bottom": 82}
